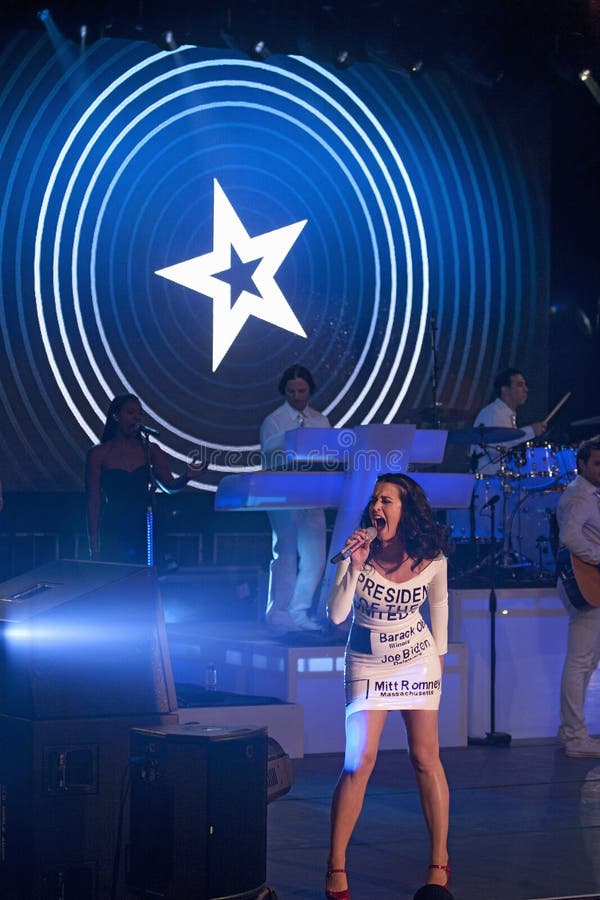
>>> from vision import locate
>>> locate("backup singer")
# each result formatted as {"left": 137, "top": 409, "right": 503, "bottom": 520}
{"left": 86, "top": 393, "right": 204, "bottom": 564}
{"left": 325, "top": 473, "right": 451, "bottom": 899}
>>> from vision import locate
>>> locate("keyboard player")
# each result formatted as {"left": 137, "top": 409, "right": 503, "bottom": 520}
{"left": 260, "top": 365, "right": 330, "bottom": 635}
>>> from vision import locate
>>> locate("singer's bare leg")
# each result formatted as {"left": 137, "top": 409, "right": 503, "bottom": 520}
{"left": 403, "top": 709, "right": 450, "bottom": 885}
{"left": 327, "top": 710, "right": 387, "bottom": 894}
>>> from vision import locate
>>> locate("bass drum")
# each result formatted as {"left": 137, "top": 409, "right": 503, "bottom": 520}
{"left": 446, "top": 475, "right": 511, "bottom": 544}
{"left": 509, "top": 488, "right": 561, "bottom": 573}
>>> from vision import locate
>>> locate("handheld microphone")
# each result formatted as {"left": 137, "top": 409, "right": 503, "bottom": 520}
{"left": 481, "top": 494, "right": 500, "bottom": 511}
{"left": 330, "top": 526, "right": 377, "bottom": 565}
{"left": 137, "top": 423, "right": 160, "bottom": 437}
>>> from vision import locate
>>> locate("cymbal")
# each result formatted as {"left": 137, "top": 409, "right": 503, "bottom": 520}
{"left": 571, "top": 415, "right": 600, "bottom": 427}
{"left": 448, "top": 426, "right": 526, "bottom": 445}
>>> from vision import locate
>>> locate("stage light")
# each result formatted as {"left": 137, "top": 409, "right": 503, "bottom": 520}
{"left": 579, "top": 67, "right": 600, "bottom": 105}
{"left": 163, "top": 30, "right": 178, "bottom": 51}
{"left": 335, "top": 49, "right": 352, "bottom": 69}
{"left": 252, "top": 40, "right": 271, "bottom": 60}
{"left": 37, "top": 8, "right": 50, "bottom": 21}
{"left": 410, "top": 59, "right": 424, "bottom": 75}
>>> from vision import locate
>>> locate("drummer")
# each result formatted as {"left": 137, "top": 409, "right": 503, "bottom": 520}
{"left": 470, "top": 368, "right": 548, "bottom": 475}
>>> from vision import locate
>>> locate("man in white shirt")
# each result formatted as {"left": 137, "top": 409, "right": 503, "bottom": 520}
{"left": 470, "top": 368, "right": 547, "bottom": 475}
{"left": 260, "top": 365, "right": 330, "bottom": 635}
{"left": 556, "top": 436, "right": 600, "bottom": 758}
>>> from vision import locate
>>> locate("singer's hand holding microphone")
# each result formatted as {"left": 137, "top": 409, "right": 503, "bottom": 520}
{"left": 330, "top": 526, "right": 377, "bottom": 567}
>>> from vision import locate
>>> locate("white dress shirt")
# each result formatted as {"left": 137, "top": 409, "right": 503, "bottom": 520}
{"left": 557, "top": 474, "right": 600, "bottom": 566}
{"left": 471, "top": 398, "right": 535, "bottom": 474}
{"left": 260, "top": 401, "right": 330, "bottom": 462}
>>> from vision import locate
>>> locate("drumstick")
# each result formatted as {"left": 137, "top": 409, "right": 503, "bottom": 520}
{"left": 543, "top": 391, "right": 571, "bottom": 424}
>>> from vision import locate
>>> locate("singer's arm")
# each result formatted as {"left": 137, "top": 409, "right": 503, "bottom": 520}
{"left": 327, "top": 559, "right": 361, "bottom": 625}
{"left": 151, "top": 445, "right": 207, "bottom": 494}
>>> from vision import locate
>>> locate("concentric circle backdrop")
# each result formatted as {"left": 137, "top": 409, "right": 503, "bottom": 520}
{"left": 0, "top": 34, "right": 548, "bottom": 491}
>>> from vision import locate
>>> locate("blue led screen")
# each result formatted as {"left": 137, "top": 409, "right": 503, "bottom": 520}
{"left": 0, "top": 32, "right": 549, "bottom": 491}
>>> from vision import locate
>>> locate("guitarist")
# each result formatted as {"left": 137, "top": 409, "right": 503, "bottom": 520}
{"left": 556, "top": 435, "right": 600, "bottom": 759}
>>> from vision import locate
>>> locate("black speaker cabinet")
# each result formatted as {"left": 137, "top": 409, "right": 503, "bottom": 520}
{"left": 0, "top": 712, "right": 178, "bottom": 899}
{"left": 128, "top": 723, "right": 268, "bottom": 900}
{"left": 0, "top": 559, "right": 177, "bottom": 718}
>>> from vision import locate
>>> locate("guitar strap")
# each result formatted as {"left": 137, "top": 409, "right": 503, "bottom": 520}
{"left": 556, "top": 547, "right": 591, "bottom": 611}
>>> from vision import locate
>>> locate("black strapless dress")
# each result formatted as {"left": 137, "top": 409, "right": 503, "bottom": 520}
{"left": 100, "top": 466, "right": 152, "bottom": 564}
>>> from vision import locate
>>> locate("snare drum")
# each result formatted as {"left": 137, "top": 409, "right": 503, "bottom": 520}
{"left": 509, "top": 442, "right": 558, "bottom": 489}
{"left": 555, "top": 445, "right": 577, "bottom": 485}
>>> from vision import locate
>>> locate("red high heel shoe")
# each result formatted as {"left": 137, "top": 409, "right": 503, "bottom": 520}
{"left": 325, "top": 868, "right": 351, "bottom": 900}
{"left": 427, "top": 862, "right": 451, "bottom": 888}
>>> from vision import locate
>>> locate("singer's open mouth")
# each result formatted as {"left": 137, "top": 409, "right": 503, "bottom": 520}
{"left": 373, "top": 516, "right": 385, "bottom": 530}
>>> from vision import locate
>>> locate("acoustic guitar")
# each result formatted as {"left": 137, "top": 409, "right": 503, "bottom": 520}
{"left": 557, "top": 547, "right": 600, "bottom": 610}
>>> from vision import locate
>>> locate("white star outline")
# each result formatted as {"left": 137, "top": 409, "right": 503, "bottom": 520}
{"left": 155, "top": 179, "right": 308, "bottom": 371}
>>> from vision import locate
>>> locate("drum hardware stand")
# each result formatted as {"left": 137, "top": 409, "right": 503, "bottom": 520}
{"left": 468, "top": 498, "right": 512, "bottom": 747}
{"left": 534, "top": 535, "right": 552, "bottom": 579}
{"left": 490, "top": 465, "right": 533, "bottom": 572}
{"left": 503, "top": 488, "right": 549, "bottom": 577}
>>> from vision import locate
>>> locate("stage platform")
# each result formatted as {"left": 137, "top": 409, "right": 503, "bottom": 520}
{"left": 167, "top": 620, "right": 468, "bottom": 755}
{"left": 174, "top": 684, "right": 304, "bottom": 758}
{"left": 165, "top": 580, "right": 600, "bottom": 759}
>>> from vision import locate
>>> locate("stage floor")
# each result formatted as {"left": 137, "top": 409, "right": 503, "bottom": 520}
{"left": 160, "top": 573, "right": 599, "bottom": 899}
{"left": 266, "top": 740, "right": 600, "bottom": 900}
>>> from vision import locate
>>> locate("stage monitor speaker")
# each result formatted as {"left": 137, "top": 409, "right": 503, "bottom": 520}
{"left": 128, "top": 723, "right": 268, "bottom": 900}
{"left": 0, "top": 559, "right": 177, "bottom": 718}
{"left": 0, "top": 712, "right": 178, "bottom": 899}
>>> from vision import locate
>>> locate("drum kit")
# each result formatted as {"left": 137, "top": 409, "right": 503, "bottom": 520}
{"left": 446, "top": 426, "right": 579, "bottom": 581}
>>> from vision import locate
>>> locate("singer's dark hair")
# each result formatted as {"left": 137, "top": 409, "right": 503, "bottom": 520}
{"left": 360, "top": 473, "right": 449, "bottom": 570}
{"left": 101, "top": 393, "right": 142, "bottom": 443}
{"left": 278, "top": 365, "right": 316, "bottom": 395}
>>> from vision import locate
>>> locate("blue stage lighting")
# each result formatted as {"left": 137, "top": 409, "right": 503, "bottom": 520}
{"left": 38, "top": 8, "right": 50, "bottom": 21}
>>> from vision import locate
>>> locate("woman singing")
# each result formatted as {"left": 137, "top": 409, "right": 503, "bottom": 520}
{"left": 86, "top": 393, "right": 205, "bottom": 564}
{"left": 325, "top": 473, "right": 451, "bottom": 899}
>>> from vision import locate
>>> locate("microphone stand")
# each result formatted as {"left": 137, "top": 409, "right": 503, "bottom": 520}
{"left": 140, "top": 431, "right": 156, "bottom": 568}
{"left": 468, "top": 497, "right": 511, "bottom": 747}
{"left": 429, "top": 312, "right": 440, "bottom": 428}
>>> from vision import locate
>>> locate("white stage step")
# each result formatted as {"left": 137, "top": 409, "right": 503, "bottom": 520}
{"left": 168, "top": 625, "right": 468, "bottom": 754}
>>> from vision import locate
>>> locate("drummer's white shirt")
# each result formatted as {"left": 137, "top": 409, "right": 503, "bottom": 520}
{"left": 470, "top": 398, "right": 535, "bottom": 474}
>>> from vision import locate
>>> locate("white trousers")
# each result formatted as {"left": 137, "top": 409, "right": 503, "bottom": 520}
{"left": 558, "top": 583, "right": 600, "bottom": 744}
{"left": 265, "top": 508, "right": 326, "bottom": 628}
